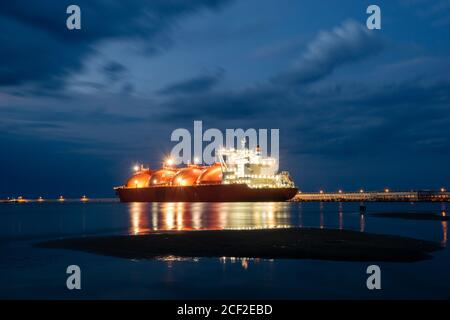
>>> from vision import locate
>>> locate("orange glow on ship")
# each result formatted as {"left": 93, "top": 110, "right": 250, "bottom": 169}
{"left": 196, "top": 163, "right": 222, "bottom": 185}
{"left": 171, "top": 166, "right": 204, "bottom": 186}
{"left": 149, "top": 168, "right": 177, "bottom": 186}
{"left": 126, "top": 169, "right": 153, "bottom": 188}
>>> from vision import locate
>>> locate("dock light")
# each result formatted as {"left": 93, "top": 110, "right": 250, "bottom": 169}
{"left": 81, "top": 195, "right": 88, "bottom": 202}
{"left": 385, "top": 188, "right": 390, "bottom": 193}
{"left": 37, "top": 196, "right": 44, "bottom": 202}
{"left": 441, "top": 187, "right": 446, "bottom": 192}
{"left": 17, "top": 196, "right": 27, "bottom": 203}
{"left": 59, "top": 196, "right": 65, "bottom": 202}
{"left": 359, "top": 189, "right": 364, "bottom": 193}
{"left": 338, "top": 189, "right": 343, "bottom": 194}
{"left": 319, "top": 190, "right": 324, "bottom": 194}
{"left": 133, "top": 165, "right": 140, "bottom": 172}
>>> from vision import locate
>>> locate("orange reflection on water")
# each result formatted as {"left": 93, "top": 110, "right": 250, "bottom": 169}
{"left": 127, "top": 202, "right": 291, "bottom": 234}
{"left": 319, "top": 202, "right": 324, "bottom": 229}
{"left": 129, "top": 202, "right": 149, "bottom": 235}
{"left": 360, "top": 214, "right": 366, "bottom": 232}
{"left": 219, "top": 256, "right": 265, "bottom": 270}
{"left": 442, "top": 211, "right": 447, "bottom": 247}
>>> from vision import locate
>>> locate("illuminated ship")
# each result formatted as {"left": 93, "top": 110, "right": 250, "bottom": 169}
{"left": 115, "top": 141, "right": 297, "bottom": 202}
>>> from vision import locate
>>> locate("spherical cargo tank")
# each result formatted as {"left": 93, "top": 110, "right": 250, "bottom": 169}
{"left": 149, "top": 168, "right": 178, "bottom": 186}
{"left": 171, "top": 166, "right": 204, "bottom": 186}
{"left": 126, "top": 170, "right": 153, "bottom": 188}
{"left": 197, "top": 163, "right": 222, "bottom": 185}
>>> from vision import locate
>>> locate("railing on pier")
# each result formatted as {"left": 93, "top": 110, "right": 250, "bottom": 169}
{"left": 293, "top": 190, "right": 450, "bottom": 202}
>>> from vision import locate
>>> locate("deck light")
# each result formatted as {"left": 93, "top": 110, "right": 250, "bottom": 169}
{"left": 166, "top": 158, "right": 174, "bottom": 166}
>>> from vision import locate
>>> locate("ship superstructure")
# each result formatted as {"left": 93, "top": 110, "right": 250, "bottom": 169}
{"left": 218, "top": 140, "right": 294, "bottom": 189}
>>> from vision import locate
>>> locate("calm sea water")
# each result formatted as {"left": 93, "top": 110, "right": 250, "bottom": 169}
{"left": 0, "top": 201, "right": 449, "bottom": 299}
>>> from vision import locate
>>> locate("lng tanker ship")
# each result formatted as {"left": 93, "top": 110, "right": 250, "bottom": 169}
{"left": 115, "top": 142, "right": 297, "bottom": 202}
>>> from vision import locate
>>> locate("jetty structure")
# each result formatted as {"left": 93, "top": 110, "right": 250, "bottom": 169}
{"left": 293, "top": 189, "right": 449, "bottom": 202}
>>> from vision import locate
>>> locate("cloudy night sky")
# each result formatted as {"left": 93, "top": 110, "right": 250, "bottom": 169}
{"left": 0, "top": 0, "right": 449, "bottom": 197}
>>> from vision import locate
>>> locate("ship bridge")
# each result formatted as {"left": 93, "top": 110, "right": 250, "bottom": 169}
{"left": 217, "top": 139, "right": 294, "bottom": 189}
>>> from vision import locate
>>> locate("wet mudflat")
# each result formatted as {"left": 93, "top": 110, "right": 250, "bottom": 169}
{"left": 37, "top": 228, "right": 442, "bottom": 262}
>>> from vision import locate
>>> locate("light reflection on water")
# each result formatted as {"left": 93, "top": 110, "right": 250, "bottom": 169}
{"left": 156, "top": 255, "right": 268, "bottom": 270}
{"left": 128, "top": 202, "right": 299, "bottom": 235}
{"left": 128, "top": 202, "right": 301, "bottom": 269}
{"left": 128, "top": 202, "right": 448, "bottom": 252}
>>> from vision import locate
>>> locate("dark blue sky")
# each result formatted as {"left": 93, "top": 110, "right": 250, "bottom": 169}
{"left": 1, "top": 0, "right": 449, "bottom": 197}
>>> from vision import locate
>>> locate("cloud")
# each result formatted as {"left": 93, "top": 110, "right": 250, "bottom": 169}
{"left": 157, "top": 68, "right": 225, "bottom": 95}
{"left": 101, "top": 61, "right": 127, "bottom": 83}
{"left": 159, "top": 86, "right": 279, "bottom": 121}
{"left": 159, "top": 21, "right": 386, "bottom": 121}
{"left": 0, "top": 0, "right": 230, "bottom": 93}
{"left": 158, "top": 67, "right": 450, "bottom": 159}
{"left": 272, "top": 20, "right": 385, "bottom": 86}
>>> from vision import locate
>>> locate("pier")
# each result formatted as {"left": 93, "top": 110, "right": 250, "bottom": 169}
{"left": 0, "top": 197, "right": 117, "bottom": 204}
{"left": 293, "top": 190, "right": 450, "bottom": 202}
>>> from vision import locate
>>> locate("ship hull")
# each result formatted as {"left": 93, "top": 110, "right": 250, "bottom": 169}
{"left": 115, "top": 184, "right": 298, "bottom": 202}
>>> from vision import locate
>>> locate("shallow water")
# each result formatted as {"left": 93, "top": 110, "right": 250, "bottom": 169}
{"left": 0, "top": 201, "right": 449, "bottom": 299}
